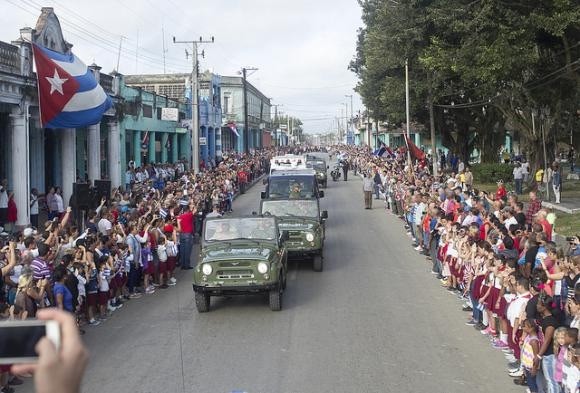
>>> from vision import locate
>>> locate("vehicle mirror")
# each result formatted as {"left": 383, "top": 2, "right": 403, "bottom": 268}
{"left": 321, "top": 210, "right": 328, "bottom": 220}
{"left": 261, "top": 191, "right": 266, "bottom": 199}
{"left": 318, "top": 190, "right": 325, "bottom": 198}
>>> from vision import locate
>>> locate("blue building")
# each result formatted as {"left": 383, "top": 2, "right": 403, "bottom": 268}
{"left": 124, "top": 71, "right": 223, "bottom": 167}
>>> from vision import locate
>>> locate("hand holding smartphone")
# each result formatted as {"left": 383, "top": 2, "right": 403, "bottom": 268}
{"left": 0, "top": 319, "right": 60, "bottom": 364}
{"left": 10, "top": 308, "right": 89, "bottom": 393}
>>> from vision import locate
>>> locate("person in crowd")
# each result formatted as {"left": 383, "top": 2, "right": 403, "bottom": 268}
{"left": 30, "top": 188, "right": 39, "bottom": 229}
{"left": 551, "top": 162, "right": 562, "bottom": 204}
{"left": 0, "top": 179, "right": 8, "bottom": 227}
{"left": 6, "top": 192, "right": 17, "bottom": 234}
{"left": 513, "top": 162, "right": 524, "bottom": 195}
{"left": 362, "top": 172, "right": 373, "bottom": 210}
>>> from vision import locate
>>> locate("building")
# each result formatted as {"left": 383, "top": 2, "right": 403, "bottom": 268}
{"left": 220, "top": 75, "right": 272, "bottom": 153}
{"left": 0, "top": 8, "right": 188, "bottom": 226}
{"left": 124, "top": 71, "right": 223, "bottom": 165}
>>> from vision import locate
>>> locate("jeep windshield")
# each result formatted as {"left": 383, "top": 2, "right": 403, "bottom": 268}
{"left": 268, "top": 176, "right": 316, "bottom": 199}
{"left": 307, "top": 161, "right": 326, "bottom": 171}
{"left": 261, "top": 200, "right": 319, "bottom": 218}
{"left": 204, "top": 218, "right": 277, "bottom": 241}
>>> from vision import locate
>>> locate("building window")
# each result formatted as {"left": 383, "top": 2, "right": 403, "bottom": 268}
{"left": 223, "top": 95, "right": 230, "bottom": 114}
{"left": 143, "top": 104, "right": 153, "bottom": 118}
{"left": 157, "top": 107, "right": 162, "bottom": 120}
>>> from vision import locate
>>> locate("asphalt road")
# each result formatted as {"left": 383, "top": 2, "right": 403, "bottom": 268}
{"left": 20, "top": 154, "right": 522, "bottom": 393}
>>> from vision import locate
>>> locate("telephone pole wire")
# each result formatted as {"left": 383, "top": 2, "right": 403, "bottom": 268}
{"left": 173, "top": 35, "right": 215, "bottom": 173}
{"left": 241, "top": 67, "right": 258, "bottom": 153}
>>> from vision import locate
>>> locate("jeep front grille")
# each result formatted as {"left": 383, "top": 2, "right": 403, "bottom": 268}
{"left": 288, "top": 231, "right": 303, "bottom": 240}
{"left": 218, "top": 261, "right": 252, "bottom": 268}
{"left": 216, "top": 270, "right": 254, "bottom": 279}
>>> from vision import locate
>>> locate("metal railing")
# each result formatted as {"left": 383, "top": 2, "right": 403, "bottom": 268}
{"left": 0, "top": 41, "right": 20, "bottom": 73}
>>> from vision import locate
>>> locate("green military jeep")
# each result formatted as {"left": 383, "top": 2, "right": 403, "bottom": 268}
{"left": 192, "top": 216, "right": 288, "bottom": 312}
{"left": 307, "top": 159, "right": 329, "bottom": 188}
{"left": 259, "top": 198, "right": 328, "bottom": 272}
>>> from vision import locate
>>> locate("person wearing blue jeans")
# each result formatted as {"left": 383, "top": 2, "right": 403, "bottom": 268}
{"left": 179, "top": 233, "right": 194, "bottom": 269}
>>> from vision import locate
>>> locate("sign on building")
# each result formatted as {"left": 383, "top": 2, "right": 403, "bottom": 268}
{"left": 161, "top": 108, "right": 179, "bottom": 121}
{"left": 280, "top": 124, "right": 287, "bottom": 130}
{"left": 199, "top": 137, "right": 207, "bottom": 145}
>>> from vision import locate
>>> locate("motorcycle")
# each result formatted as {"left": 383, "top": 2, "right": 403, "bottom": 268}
{"left": 331, "top": 164, "right": 342, "bottom": 181}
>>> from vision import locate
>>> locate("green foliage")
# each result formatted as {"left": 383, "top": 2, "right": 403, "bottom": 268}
{"left": 350, "top": 0, "right": 580, "bottom": 163}
{"left": 470, "top": 163, "right": 514, "bottom": 184}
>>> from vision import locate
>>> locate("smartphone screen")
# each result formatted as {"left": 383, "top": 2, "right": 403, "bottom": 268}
{"left": 0, "top": 321, "right": 56, "bottom": 364}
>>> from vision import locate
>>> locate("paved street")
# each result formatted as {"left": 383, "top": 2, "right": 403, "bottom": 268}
{"left": 20, "top": 156, "right": 520, "bottom": 393}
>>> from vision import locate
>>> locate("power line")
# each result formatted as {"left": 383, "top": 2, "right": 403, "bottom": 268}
{"left": 17, "top": 0, "right": 190, "bottom": 71}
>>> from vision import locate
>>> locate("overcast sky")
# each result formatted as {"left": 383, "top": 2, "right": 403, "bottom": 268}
{"left": 1, "top": 0, "right": 363, "bottom": 134}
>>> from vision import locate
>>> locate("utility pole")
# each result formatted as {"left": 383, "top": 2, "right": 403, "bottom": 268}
{"left": 241, "top": 67, "right": 258, "bottom": 153}
{"left": 161, "top": 26, "right": 167, "bottom": 74}
{"left": 272, "top": 104, "right": 282, "bottom": 147}
{"left": 345, "top": 94, "right": 353, "bottom": 145}
{"left": 173, "top": 35, "right": 215, "bottom": 173}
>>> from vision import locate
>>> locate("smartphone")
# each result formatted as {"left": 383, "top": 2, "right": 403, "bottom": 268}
{"left": 0, "top": 320, "right": 60, "bottom": 364}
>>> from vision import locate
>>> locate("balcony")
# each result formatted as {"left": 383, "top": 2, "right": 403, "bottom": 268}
{"left": 100, "top": 73, "right": 113, "bottom": 94}
{"left": 0, "top": 41, "right": 20, "bottom": 73}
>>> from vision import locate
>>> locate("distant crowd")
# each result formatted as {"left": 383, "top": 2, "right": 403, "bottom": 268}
{"left": 334, "top": 144, "right": 580, "bottom": 393}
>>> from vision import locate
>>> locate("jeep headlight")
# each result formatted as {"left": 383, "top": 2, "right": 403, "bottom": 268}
{"left": 305, "top": 233, "right": 314, "bottom": 242}
{"left": 202, "top": 264, "right": 213, "bottom": 275}
{"left": 257, "top": 262, "right": 269, "bottom": 274}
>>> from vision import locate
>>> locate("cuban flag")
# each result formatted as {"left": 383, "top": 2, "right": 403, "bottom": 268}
{"left": 227, "top": 122, "right": 240, "bottom": 137}
{"left": 32, "top": 43, "right": 112, "bottom": 128}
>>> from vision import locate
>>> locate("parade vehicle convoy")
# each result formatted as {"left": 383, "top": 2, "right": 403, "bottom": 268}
{"left": 192, "top": 216, "right": 289, "bottom": 312}
{"left": 306, "top": 159, "right": 329, "bottom": 188}
{"left": 261, "top": 169, "right": 324, "bottom": 200}
{"left": 259, "top": 198, "right": 327, "bottom": 272}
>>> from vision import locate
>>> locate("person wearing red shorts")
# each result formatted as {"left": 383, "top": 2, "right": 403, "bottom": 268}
{"left": 163, "top": 224, "right": 178, "bottom": 286}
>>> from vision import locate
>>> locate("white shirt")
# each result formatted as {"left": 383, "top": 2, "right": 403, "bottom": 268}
{"left": 513, "top": 167, "right": 523, "bottom": 180}
{"left": 414, "top": 202, "right": 426, "bottom": 225}
{"left": 30, "top": 194, "right": 39, "bottom": 215}
{"left": 0, "top": 187, "right": 7, "bottom": 208}
{"left": 97, "top": 218, "right": 112, "bottom": 235}
{"left": 504, "top": 216, "right": 518, "bottom": 230}
{"left": 54, "top": 193, "right": 64, "bottom": 213}
{"left": 506, "top": 292, "right": 531, "bottom": 327}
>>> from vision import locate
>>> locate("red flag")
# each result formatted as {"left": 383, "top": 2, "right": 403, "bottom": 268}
{"left": 404, "top": 136, "right": 425, "bottom": 161}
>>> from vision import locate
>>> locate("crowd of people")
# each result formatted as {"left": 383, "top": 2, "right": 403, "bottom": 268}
{"left": 335, "top": 144, "right": 580, "bottom": 393}
{"left": 0, "top": 147, "right": 310, "bottom": 393}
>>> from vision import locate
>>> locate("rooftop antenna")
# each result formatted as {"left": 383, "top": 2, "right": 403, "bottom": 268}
{"left": 116, "top": 35, "right": 126, "bottom": 72}
{"left": 135, "top": 29, "right": 139, "bottom": 73}
{"left": 162, "top": 25, "right": 168, "bottom": 74}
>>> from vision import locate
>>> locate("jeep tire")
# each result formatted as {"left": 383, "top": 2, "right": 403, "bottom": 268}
{"left": 269, "top": 285, "right": 282, "bottom": 311}
{"left": 313, "top": 254, "right": 323, "bottom": 272}
{"left": 195, "top": 291, "right": 210, "bottom": 313}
